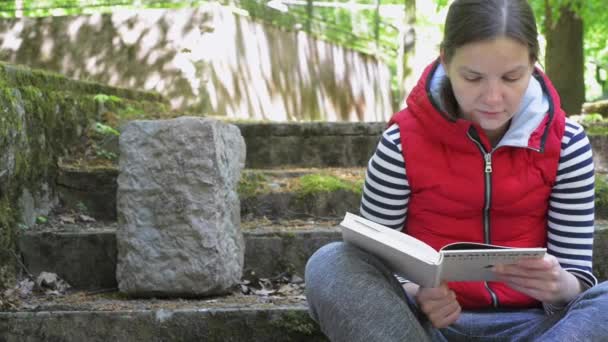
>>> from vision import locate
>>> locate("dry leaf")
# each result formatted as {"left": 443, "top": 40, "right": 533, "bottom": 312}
{"left": 290, "top": 275, "right": 304, "bottom": 284}
{"left": 35, "top": 272, "right": 71, "bottom": 293}
{"left": 59, "top": 215, "right": 76, "bottom": 224}
{"left": 254, "top": 289, "right": 276, "bottom": 296}
{"left": 240, "top": 284, "right": 251, "bottom": 294}
{"left": 277, "top": 284, "right": 299, "bottom": 295}
{"left": 79, "top": 214, "right": 96, "bottom": 223}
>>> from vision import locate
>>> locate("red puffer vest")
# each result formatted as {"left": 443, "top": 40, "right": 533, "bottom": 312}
{"left": 389, "top": 60, "right": 566, "bottom": 309}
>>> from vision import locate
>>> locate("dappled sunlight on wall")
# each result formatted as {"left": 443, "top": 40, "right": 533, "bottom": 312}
{"left": 204, "top": 7, "right": 392, "bottom": 121}
{"left": 0, "top": 4, "right": 392, "bottom": 122}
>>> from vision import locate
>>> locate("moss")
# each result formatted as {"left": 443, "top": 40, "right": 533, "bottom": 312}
{"left": 58, "top": 158, "right": 118, "bottom": 173}
{"left": 583, "top": 122, "right": 608, "bottom": 136}
{"left": 596, "top": 175, "right": 608, "bottom": 209}
{"left": 0, "top": 196, "right": 17, "bottom": 290}
{"left": 0, "top": 63, "right": 169, "bottom": 289}
{"left": 270, "top": 311, "right": 317, "bottom": 336}
{"left": 282, "top": 231, "right": 297, "bottom": 239}
{"left": 0, "top": 62, "right": 166, "bottom": 103}
{"left": 296, "top": 174, "right": 362, "bottom": 197}
{"left": 237, "top": 172, "right": 268, "bottom": 198}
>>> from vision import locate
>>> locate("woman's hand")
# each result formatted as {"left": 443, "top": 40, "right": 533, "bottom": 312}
{"left": 415, "top": 282, "right": 461, "bottom": 328}
{"left": 493, "top": 254, "right": 583, "bottom": 305}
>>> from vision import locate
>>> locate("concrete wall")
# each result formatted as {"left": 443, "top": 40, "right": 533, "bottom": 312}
{"left": 0, "top": 4, "right": 393, "bottom": 122}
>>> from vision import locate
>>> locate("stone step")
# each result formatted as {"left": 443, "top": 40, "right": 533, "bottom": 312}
{"left": 18, "top": 221, "right": 341, "bottom": 291}
{"left": 18, "top": 221, "right": 608, "bottom": 291}
{"left": 56, "top": 166, "right": 365, "bottom": 221}
{"left": 90, "top": 121, "right": 608, "bottom": 171}
{"left": 235, "top": 122, "right": 385, "bottom": 168}
{"left": 240, "top": 168, "right": 363, "bottom": 221}
{"left": 236, "top": 122, "right": 608, "bottom": 173}
{"left": 54, "top": 164, "right": 608, "bottom": 222}
{"left": 1, "top": 292, "right": 327, "bottom": 342}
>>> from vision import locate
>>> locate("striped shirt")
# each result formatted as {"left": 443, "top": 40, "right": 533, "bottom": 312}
{"left": 360, "top": 118, "right": 598, "bottom": 289}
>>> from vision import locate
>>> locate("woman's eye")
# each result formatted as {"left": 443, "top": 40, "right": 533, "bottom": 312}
{"left": 464, "top": 76, "right": 481, "bottom": 82}
{"left": 503, "top": 76, "right": 521, "bottom": 82}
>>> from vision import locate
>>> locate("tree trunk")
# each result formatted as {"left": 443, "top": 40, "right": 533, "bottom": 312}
{"left": 544, "top": 2, "right": 585, "bottom": 115}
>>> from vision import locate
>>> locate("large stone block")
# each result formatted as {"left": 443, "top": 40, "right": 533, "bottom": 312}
{"left": 116, "top": 117, "right": 245, "bottom": 297}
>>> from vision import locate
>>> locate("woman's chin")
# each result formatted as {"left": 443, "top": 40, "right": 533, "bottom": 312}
{"left": 478, "top": 119, "right": 510, "bottom": 134}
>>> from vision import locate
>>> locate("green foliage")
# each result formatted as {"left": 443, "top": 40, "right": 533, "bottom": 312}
{"left": 434, "top": 0, "right": 449, "bottom": 10}
{"left": 0, "top": 0, "right": 201, "bottom": 17}
{"left": 581, "top": 113, "right": 605, "bottom": 124}
{"left": 531, "top": 0, "right": 608, "bottom": 99}
{"left": 35, "top": 216, "right": 48, "bottom": 224}
{"left": 235, "top": 0, "right": 402, "bottom": 61}
{"left": 93, "top": 93, "right": 122, "bottom": 105}
{"left": 94, "top": 122, "right": 120, "bottom": 136}
{"left": 117, "top": 105, "right": 145, "bottom": 120}
{"left": 95, "top": 149, "right": 117, "bottom": 161}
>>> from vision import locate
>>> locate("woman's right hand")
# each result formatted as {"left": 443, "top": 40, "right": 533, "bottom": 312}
{"left": 414, "top": 282, "right": 461, "bottom": 328}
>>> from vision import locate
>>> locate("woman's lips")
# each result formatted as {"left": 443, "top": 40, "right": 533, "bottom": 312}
{"left": 479, "top": 111, "right": 501, "bottom": 116}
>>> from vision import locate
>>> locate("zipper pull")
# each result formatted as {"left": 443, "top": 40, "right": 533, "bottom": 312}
{"left": 484, "top": 153, "right": 492, "bottom": 173}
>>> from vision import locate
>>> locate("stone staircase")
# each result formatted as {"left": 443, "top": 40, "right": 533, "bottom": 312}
{"left": 3, "top": 122, "right": 608, "bottom": 341}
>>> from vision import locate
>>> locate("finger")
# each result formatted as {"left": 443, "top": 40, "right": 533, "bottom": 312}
{"left": 498, "top": 276, "right": 549, "bottom": 293}
{"left": 516, "top": 255, "right": 559, "bottom": 269}
{"left": 495, "top": 265, "right": 561, "bottom": 283}
{"left": 419, "top": 290, "right": 457, "bottom": 316}
{"left": 495, "top": 261, "right": 558, "bottom": 278}
{"left": 429, "top": 301, "right": 461, "bottom": 328}
{"left": 503, "top": 281, "right": 554, "bottom": 302}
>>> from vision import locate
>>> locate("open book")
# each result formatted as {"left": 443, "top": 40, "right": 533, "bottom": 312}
{"left": 340, "top": 212, "right": 546, "bottom": 288}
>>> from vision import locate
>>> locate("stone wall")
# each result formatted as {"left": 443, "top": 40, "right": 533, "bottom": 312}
{"left": 0, "top": 4, "right": 394, "bottom": 122}
{"left": 0, "top": 62, "right": 165, "bottom": 289}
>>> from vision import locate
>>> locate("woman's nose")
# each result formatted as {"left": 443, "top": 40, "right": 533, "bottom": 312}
{"left": 483, "top": 81, "right": 503, "bottom": 106}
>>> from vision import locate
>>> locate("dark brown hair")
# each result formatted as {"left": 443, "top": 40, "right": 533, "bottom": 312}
{"left": 439, "top": 0, "right": 540, "bottom": 118}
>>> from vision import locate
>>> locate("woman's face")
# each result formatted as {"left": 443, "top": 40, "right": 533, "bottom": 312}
{"left": 442, "top": 37, "right": 534, "bottom": 139}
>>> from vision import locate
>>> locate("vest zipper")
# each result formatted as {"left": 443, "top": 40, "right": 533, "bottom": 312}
{"left": 467, "top": 130, "right": 500, "bottom": 308}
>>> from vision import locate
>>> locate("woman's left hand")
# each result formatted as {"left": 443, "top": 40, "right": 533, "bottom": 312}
{"left": 493, "top": 254, "right": 583, "bottom": 305}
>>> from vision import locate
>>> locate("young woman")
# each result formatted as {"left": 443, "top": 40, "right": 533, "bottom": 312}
{"left": 305, "top": 0, "right": 608, "bottom": 341}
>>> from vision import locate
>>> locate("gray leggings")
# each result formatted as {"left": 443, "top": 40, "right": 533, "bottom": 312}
{"left": 305, "top": 242, "right": 608, "bottom": 342}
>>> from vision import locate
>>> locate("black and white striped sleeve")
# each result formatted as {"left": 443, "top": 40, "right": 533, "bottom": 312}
{"left": 359, "top": 124, "right": 410, "bottom": 231}
{"left": 548, "top": 118, "right": 598, "bottom": 288}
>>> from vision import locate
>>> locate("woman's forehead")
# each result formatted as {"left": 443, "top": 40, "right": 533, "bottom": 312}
{"left": 448, "top": 37, "right": 532, "bottom": 73}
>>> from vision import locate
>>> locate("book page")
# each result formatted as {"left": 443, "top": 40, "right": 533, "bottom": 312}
{"left": 340, "top": 213, "right": 442, "bottom": 287}
{"left": 438, "top": 248, "right": 546, "bottom": 282}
